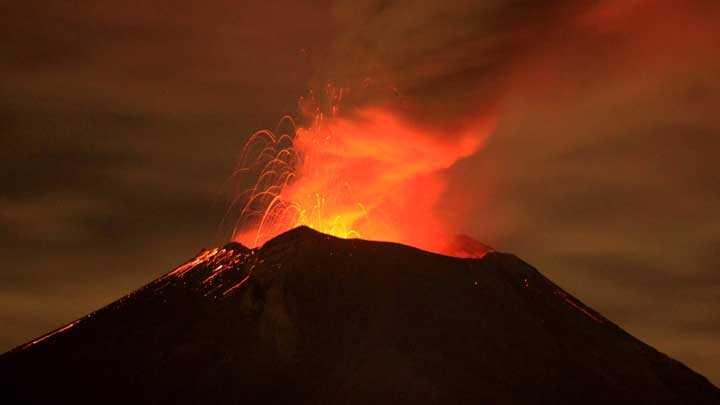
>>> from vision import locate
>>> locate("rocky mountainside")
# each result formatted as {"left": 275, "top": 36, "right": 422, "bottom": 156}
{"left": 2, "top": 226, "right": 718, "bottom": 404}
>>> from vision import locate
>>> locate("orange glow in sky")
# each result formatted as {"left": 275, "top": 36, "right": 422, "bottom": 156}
{"left": 232, "top": 90, "right": 494, "bottom": 256}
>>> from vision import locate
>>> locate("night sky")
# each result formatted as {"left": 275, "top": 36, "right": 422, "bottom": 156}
{"left": 2, "top": 1, "right": 719, "bottom": 383}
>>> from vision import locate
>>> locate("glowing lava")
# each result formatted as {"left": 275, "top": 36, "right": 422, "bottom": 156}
{"left": 232, "top": 91, "right": 494, "bottom": 256}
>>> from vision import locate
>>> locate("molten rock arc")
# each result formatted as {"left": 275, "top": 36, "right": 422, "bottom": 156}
{"left": 231, "top": 107, "right": 495, "bottom": 256}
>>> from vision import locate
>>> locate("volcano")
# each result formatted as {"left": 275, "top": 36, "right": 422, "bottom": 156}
{"left": 1, "top": 227, "right": 718, "bottom": 404}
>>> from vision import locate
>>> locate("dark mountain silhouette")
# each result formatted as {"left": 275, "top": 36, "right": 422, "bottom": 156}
{"left": 2, "top": 226, "right": 718, "bottom": 404}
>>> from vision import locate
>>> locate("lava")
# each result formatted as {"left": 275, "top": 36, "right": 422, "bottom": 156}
{"left": 232, "top": 88, "right": 495, "bottom": 256}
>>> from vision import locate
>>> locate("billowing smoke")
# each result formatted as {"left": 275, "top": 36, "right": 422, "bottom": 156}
{"left": 232, "top": 84, "right": 495, "bottom": 254}
{"left": 232, "top": 0, "right": 720, "bottom": 256}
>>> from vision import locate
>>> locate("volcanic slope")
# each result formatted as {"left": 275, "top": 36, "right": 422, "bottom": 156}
{"left": 1, "top": 226, "right": 718, "bottom": 404}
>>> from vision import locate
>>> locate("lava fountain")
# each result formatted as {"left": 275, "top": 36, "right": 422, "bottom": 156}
{"left": 231, "top": 88, "right": 495, "bottom": 256}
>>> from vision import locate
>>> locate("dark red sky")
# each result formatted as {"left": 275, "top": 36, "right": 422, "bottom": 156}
{"left": 2, "top": 0, "right": 719, "bottom": 383}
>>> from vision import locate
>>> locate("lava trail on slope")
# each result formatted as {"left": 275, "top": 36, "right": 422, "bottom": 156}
{"left": 1, "top": 227, "right": 718, "bottom": 404}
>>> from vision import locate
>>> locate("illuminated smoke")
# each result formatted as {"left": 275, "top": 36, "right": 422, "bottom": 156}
{"left": 231, "top": 86, "right": 495, "bottom": 256}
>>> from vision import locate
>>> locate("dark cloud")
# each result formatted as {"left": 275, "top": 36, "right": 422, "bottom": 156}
{"left": 1, "top": 0, "right": 719, "bottom": 385}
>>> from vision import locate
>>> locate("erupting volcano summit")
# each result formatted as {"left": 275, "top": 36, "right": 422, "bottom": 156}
{"left": 1, "top": 227, "right": 718, "bottom": 404}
